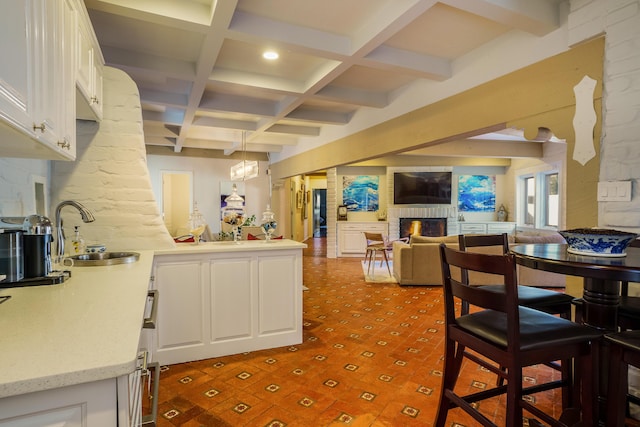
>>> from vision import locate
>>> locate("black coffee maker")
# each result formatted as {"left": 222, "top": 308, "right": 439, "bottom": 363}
{"left": 22, "top": 215, "right": 53, "bottom": 278}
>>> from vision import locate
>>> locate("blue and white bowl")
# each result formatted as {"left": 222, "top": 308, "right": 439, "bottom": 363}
{"left": 559, "top": 228, "right": 639, "bottom": 257}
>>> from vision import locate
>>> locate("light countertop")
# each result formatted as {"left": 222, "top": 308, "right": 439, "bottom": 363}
{"left": 0, "top": 251, "right": 155, "bottom": 398}
{"left": 155, "top": 238, "right": 307, "bottom": 256}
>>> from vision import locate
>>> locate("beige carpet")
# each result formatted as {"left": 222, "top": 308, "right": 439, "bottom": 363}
{"left": 361, "top": 260, "right": 397, "bottom": 283}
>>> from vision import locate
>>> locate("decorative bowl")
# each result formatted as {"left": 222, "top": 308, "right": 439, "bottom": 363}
{"left": 558, "top": 228, "right": 639, "bottom": 257}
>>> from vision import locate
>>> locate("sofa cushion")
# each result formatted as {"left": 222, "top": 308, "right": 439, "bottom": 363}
{"left": 410, "top": 235, "right": 459, "bottom": 245}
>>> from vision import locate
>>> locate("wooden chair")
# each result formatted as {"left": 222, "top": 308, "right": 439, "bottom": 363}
{"left": 606, "top": 330, "right": 640, "bottom": 426}
{"left": 435, "top": 244, "right": 601, "bottom": 427}
{"left": 458, "top": 233, "right": 576, "bottom": 398}
{"left": 458, "top": 233, "right": 574, "bottom": 319}
{"left": 363, "top": 232, "right": 408, "bottom": 276}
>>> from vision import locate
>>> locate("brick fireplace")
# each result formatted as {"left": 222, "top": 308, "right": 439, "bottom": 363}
{"left": 387, "top": 206, "right": 457, "bottom": 240}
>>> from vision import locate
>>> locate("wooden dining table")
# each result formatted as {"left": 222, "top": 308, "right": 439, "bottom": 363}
{"left": 511, "top": 243, "right": 640, "bottom": 425}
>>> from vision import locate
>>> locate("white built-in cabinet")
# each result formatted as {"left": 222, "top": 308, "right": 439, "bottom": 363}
{"left": 337, "top": 222, "right": 388, "bottom": 257}
{"left": 458, "top": 221, "right": 516, "bottom": 235}
{"left": 152, "top": 247, "right": 303, "bottom": 365}
{"left": 0, "top": 0, "right": 103, "bottom": 160}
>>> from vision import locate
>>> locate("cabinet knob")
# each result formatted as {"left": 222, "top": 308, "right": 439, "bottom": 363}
{"left": 33, "top": 123, "right": 46, "bottom": 133}
{"left": 57, "top": 140, "right": 70, "bottom": 150}
{"left": 91, "top": 96, "right": 99, "bottom": 105}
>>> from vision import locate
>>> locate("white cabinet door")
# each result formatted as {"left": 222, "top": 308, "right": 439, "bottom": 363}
{"left": 340, "top": 228, "right": 367, "bottom": 254}
{"left": 75, "top": 2, "right": 103, "bottom": 121}
{"left": 32, "top": 0, "right": 76, "bottom": 158}
{"left": 210, "top": 257, "right": 253, "bottom": 342}
{"left": 257, "top": 254, "right": 299, "bottom": 337}
{"left": 0, "top": 0, "right": 76, "bottom": 160}
{"left": 60, "top": 0, "right": 78, "bottom": 157}
{"left": 0, "top": 0, "right": 37, "bottom": 138}
{"left": 0, "top": 379, "right": 118, "bottom": 427}
{"left": 154, "top": 259, "right": 206, "bottom": 364}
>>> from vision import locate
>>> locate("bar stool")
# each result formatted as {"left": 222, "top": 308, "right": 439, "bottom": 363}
{"left": 606, "top": 330, "right": 640, "bottom": 426}
{"left": 436, "top": 244, "right": 602, "bottom": 426}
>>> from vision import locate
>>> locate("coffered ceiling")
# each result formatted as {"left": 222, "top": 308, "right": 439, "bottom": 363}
{"left": 84, "top": 0, "right": 564, "bottom": 160}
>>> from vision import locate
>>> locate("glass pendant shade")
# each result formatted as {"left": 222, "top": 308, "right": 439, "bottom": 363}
{"left": 230, "top": 160, "right": 259, "bottom": 181}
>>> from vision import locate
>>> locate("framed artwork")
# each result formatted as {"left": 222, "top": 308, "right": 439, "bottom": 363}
{"left": 458, "top": 175, "right": 496, "bottom": 212}
{"left": 296, "top": 190, "right": 303, "bottom": 209}
{"left": 342, "top": 175, "right": 379, "bottom": 212}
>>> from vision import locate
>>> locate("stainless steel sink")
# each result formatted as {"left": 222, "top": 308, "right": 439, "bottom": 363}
{"left": 68, "top": 252, "right": 140, "bottom": 266}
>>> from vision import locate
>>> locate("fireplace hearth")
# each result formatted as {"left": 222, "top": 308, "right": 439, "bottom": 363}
{"left": 399, "top": 218, "right": 447, "bottom": 238}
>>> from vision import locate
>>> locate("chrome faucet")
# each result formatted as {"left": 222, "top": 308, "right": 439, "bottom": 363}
{"left": 55, "top": 200, "right": 95, "bottom": 261}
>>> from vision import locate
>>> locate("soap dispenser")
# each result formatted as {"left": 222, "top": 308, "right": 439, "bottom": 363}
{"left": 71, "top": 226, "right": 86, "bottom": 254}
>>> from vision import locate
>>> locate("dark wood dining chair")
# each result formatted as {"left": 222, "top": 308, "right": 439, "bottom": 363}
{"left": 605, "top": 330, "right": 640, "bottom": 426}
{"left": 458, "top": 233, "right": 577, "bottom": 399}
{"left": 458, "top": 233, "right": 574, "bottom": 320}
{"left": 436, "top": 244, "right": 601, "bottom": 427}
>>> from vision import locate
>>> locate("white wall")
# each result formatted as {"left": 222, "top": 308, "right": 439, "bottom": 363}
{"left": 0, "top": 159, "right": 49, "bottom": 217}
{"left": 146, "top": 155, "right": 271, "bottom": 235}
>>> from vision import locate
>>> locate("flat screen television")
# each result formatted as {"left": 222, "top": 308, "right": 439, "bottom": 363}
{"left": 393, "top": 171, "right": 452, "bottom": 205}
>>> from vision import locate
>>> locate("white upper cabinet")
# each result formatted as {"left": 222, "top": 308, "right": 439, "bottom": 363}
{"left": 0, "top": 1, "right": 37, "bottom": 140}
{"left": 31, "top": 0, "right": 77, "bottom": 158}
{"left": 0, "top": 0, "right": 103, "bottom": 160}
{"left": 75, "top": 0, "right": 104, "bottom": 121}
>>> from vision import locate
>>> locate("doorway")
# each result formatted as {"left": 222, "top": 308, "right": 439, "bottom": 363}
{"left": 313, "top": 189, "right": 327, "bottom": 237}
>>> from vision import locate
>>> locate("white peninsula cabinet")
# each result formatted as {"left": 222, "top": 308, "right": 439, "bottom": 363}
{"left": 152, "top": 241, "right": 306, "bottom": 365}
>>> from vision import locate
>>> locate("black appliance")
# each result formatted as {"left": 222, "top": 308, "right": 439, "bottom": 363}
{"left": 0, "top": 215, "right": 69, "bottom": 289}
{"left": 22, "top": 215, "right": 53, "bottom": 278}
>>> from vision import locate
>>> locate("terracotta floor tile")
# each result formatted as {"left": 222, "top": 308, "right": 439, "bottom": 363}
{"left": 152, "top": 237, "right": 570, "bottom": 426}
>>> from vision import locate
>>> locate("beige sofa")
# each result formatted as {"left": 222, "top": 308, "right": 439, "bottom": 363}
{"left": 392, "top": 232, "right": 567, "bottom": 287}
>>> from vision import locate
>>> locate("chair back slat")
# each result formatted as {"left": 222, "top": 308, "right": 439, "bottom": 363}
{"left": 458, "top": 233, "right": 509, "bottom": 254}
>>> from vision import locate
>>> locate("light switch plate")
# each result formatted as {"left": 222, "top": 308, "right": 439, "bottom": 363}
{"left": 597, "top": 181, "right": 632, "bottom": 202}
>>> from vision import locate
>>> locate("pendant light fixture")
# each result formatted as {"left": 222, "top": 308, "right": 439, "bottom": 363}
{"left": 230, "top": 131, "right": 259, "bottom": 181}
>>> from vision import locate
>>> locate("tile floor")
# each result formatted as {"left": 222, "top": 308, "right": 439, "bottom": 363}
{"left": 152, "top": 237, "right": 565, "bottom": 426}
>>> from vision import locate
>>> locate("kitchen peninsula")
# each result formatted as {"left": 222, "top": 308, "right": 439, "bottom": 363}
{"left": 0, "top": 239, "right": 305, "bottom": 426}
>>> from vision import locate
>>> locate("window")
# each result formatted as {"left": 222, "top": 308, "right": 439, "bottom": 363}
{"left": 524, "top": 176, "right": 535, "bottom": 226}
{"left": 544, "top": 173, "right": 559, "bottom": 227}
{"left": 518, "top": 169, "right": 560, "bottom": 230}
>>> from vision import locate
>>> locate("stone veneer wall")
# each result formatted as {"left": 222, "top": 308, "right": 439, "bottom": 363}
{"left": 50, "top": 67, "right": 175, "bottom": 252}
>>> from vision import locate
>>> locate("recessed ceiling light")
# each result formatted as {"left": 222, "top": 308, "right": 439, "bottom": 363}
{"left": 263, "top": 50, "right": 279, "bottom": 60}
